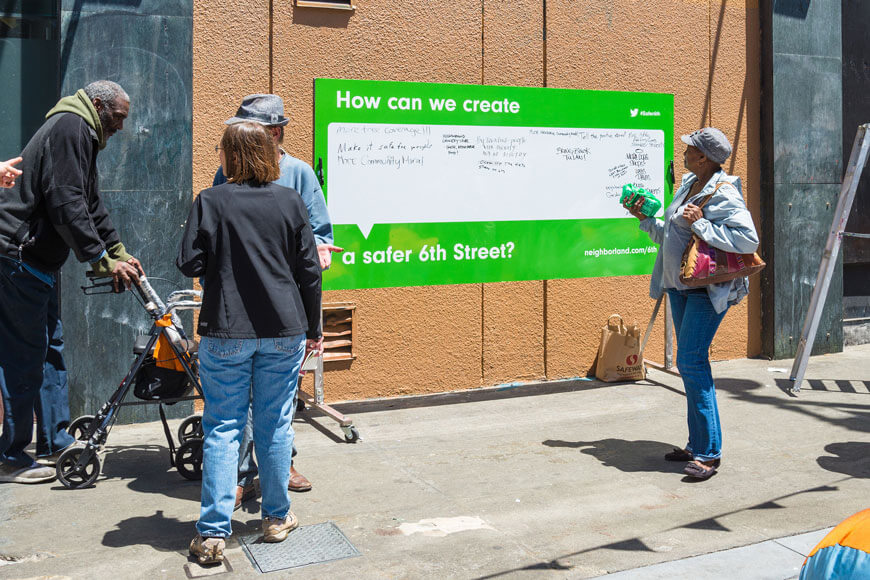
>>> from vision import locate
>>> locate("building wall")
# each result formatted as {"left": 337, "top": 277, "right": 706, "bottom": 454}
{"left": 193, "top": 0, "right": 763, "bottom": 401}
{"left": 60, "top": 0, "right": 194, "bottom": 422}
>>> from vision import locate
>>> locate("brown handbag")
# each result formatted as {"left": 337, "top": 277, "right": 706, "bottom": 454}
{"left": 679, "top": 185, "right": 766, "bottom": 287}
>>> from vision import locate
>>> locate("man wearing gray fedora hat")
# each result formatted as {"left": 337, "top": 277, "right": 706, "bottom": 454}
{"left": 213, "top": 93, "right": 342, "bottom": 505}
{"left": 214, "top": 94, "right": 340, "bottom": 268}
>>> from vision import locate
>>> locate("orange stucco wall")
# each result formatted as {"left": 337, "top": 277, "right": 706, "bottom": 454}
{"left": 192, "top": 1, "right": 763, "bottom": 401}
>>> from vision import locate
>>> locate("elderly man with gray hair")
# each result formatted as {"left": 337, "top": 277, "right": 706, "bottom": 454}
{"left": 0, "top": 80, "right": 143, "bottom": 484}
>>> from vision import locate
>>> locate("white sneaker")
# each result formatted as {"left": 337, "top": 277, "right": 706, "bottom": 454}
{"left": 0, "top": 462, "right": 56, "bottom": 484}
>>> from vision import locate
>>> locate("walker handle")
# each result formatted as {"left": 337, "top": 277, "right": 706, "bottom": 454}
{"left": 134, "top": 276, "right": 166, "bottom": 316}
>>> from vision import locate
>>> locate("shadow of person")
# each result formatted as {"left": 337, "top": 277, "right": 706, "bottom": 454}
{"left": 99, "top": 445, "right": 202, "bottom": 502}
{"left": 103, "top": 510, "right": 262, "bottom": 551}
{"left": 817, "top": 442, "right": 870, "bottom": 478}
{"left": 103, "top": 510, "right": 194, "bottom": 551}
{"left": 542, "top": 438, "right": 685, "bottom": 473}
{"left": 714, "top": 377, "right": 765, "bottom": 394}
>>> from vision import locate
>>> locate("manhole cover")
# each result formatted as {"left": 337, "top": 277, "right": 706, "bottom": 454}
{"left": 239, "top": 521, "right": 360, "bottom": 573}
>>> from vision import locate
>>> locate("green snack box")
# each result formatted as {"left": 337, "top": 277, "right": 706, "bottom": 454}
{"left": 619, "top": 184, "right": 662, "bottom": 217}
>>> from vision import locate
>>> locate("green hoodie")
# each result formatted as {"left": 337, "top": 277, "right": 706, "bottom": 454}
{"left": 44, "top": 89, "right": 105, "bottom": 150}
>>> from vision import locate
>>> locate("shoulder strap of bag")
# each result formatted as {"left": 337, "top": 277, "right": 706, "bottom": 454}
{"left": 695, "top": 182, "right": 727, "bottom": 210}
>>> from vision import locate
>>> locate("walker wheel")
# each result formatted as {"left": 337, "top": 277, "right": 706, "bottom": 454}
{"left": 296, "top": 398, "right": 306, "bottom": 414}
{"left": 177, "top": 415, "right": 203, "bottom": 444}
{"left": 176, "top": 438, "right": 203, "bottom": 480}
{"left": 343, "top": 426, "right": 360, "bottom": 443}
{"left": 68, "top": 415, "right": 95, "bottom": 441}
{"left": 56, "top": 447, "right": 101, "bottom": 489}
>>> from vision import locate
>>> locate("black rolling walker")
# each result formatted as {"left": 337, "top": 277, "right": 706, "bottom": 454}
{"left": 55, "top": 275, "right": 205, "bottom": 489}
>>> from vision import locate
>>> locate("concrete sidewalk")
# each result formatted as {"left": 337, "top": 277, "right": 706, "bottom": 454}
{"left": 1, "top": 346, "right": 869, "bottom": 579}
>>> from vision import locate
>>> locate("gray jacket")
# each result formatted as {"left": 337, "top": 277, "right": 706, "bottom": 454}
{"left": 639, "top": 169, "right": 759, "bottom": 313}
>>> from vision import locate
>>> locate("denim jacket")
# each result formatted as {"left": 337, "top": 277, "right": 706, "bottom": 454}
{"left": 214, "top": 151, "right": 334, "bottom": 246}
{"left": 638, "top": 169, "right": 759, "bottom": 314}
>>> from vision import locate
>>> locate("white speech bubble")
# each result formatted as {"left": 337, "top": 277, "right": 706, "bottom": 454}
{"left": 327, "top": 123, "right": 665, "bottom": 238}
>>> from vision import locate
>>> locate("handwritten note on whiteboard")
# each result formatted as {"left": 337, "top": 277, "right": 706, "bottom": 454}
{"left": 327, "top": 123, "right": 665, "bottom": 238}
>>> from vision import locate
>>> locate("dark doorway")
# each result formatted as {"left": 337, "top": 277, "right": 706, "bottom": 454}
{"left": 0, "top": 0, "right": 60, "bottom": 159}
{"left": 842, "top": 0, "right": 870, "bottom": 345}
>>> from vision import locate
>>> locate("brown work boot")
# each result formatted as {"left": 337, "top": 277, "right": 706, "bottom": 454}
{"left": 189, "top": 535, "right": 225, "bottom": 565}
{"left": 262, "top": 511, "right": 299, "bottom": 543}
{"left": 234, "top": 482, "right": 258, "bottom": 511}
{"left": 288, "top": 466, "right": 312, "bottom": 492}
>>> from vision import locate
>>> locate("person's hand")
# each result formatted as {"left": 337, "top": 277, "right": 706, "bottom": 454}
{"left": 298, "top": 337, "right": 323, "bottom": 377}
{"left": 316, "top": 243, "right": 344, "bottom": 270}
{"left": 126, "top": 255, "right": 145, "bottom": 276}
{"left": 112, "top": 260, "right": 141, "bottom": 292}
{"left": 305, "top": 337, "right": 324, "bottom": 357}
{"left": 0, "top": 157, "right": 22, "bottom": 188}
{"left": 683, "top": 203, "right": 703, "bottom": 224}
{"left": 622, "top": 196, "right": 646, "bottom": 220}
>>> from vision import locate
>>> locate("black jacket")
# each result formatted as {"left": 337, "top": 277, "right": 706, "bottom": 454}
{"left": 176, "top": 181, "right": 322, "bottom": 339}
{"left": 0, "top": 112, "right": 120, "bottom": 272}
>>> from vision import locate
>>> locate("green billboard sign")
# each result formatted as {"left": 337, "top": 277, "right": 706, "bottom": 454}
{"left": 314, "top": 78, "right": 674, "bottom": 290}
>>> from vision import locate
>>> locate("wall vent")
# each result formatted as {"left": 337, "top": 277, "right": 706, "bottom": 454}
{"left": 323, "top": 302, "right": 356, "bottom": 362}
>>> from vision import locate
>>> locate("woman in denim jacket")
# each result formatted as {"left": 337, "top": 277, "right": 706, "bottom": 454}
{"left": 625, "top": 127, "right": 759, "bottom": 480}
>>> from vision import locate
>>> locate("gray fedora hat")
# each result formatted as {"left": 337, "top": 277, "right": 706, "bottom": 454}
{"left": 224, "top": 94, "right": 290, "bottom": 127}
{"left": 680, "top": 127, "right": 732, "bottom": 164}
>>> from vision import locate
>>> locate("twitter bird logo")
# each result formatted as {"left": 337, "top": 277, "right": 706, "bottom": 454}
{"left": 630, "top": 108, "right": 639, "bottom": 117}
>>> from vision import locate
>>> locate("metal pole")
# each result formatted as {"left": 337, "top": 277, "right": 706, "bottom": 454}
{"left": 789, "top": 124, "right": 870, "bottom": 393}
{"left": 664, "top": 294, "right": 674, "bottom": 370}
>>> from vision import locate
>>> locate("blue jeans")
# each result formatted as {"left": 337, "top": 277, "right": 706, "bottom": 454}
{"left": 238, "top": 391, "right": 298, "bottom": 488}
{"left": 0, "top": 259, "right": 74, "bottom": 467}
{"left": 196, "top": 334, "right": 305, "bottom": 538}
{"left": 667, "top": 289, "right": 728, "bottom": 462}
{"left": 36, "top": 294, "right": 75, "bottom": 457}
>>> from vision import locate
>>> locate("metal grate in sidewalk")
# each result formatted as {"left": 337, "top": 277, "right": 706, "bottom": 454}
{"left": 239, "top": 521, "right": 360, "bottom": 573}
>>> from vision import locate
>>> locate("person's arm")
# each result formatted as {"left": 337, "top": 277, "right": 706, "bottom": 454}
{"left": 80, "top": 172, "right": 145, "bottom": 286}
{"left": 624, "top": 196, "right": 664, "bottom": 245}
{"left": 176, "top": 195, "right": 208, "bottom": 277}
{"left": 638, "top": 216, "right": 664, "bottom": 245}
{"left": 685, "top": 184, "right": 759, "bottom": 254}
{"left": 294, "top": 216, "right": 323, "bottom": 340}
{"left": 298, "top": 168, "right": 333, "bottom": 246}
{"left": 42, "top": 117, "right": 111, "bottom": 263}
{"left": 0, "top": 157, "right": 22, "bottom": 188}
{"left": 296, "top": 166, "right": 342, "bottom": 269}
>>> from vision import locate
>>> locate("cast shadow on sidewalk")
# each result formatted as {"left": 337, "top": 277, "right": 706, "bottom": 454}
{"left": 102, "top": 510, "right": 193, "bottom": 551}
{"left": 717, "top": 378, "right": 870, "bottom": 434}
{"left": 817, "top": 442, "right": 870, "bottom": 479}
{"left": 542, "top": 438, "right": 685, "bottom": 474}
{"left": 331, "top": 377, "right": 617, "bottom": 415}
{"left": 473, "top": 481, "right": 841, "bottom": 579}
{"left": 98, "top": 445, "right": 201, "bottom": 502}
{"left": 103, "top": 510, "right": 262, "bottom": 551}
{"left": 774, "top": 378, "right": 870, "bottom": 397}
